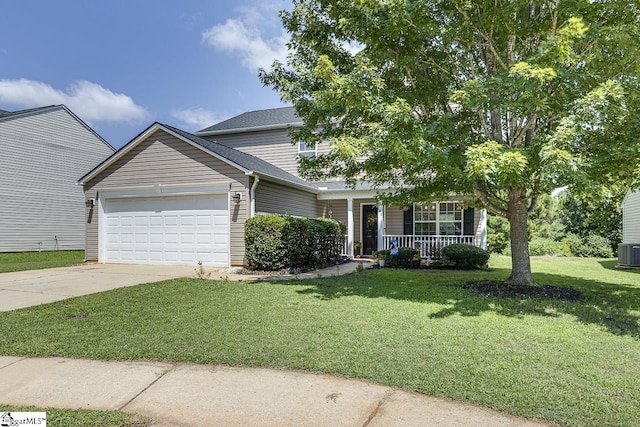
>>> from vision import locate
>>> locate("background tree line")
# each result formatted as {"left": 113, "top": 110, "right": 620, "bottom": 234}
{"left": 488, "top": 185, "right": 625, "bottom": 258}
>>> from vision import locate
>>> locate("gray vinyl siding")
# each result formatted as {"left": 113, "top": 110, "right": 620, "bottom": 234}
{"left": 385, "top": 205, "right": 404, "bottom": 235}
{"left": 622, "top": 190, "right": 640, "bottom": 243}
{"left": 255, "top": 180, "right": 318, "bottom": 218}
{"left": 84, "top": 129, "right": 250, "bottom": 265}
{"left": 206, "top": 129, "right": 300, "bottom": 177}
{"left": 317, "top": 200, "right": 348, "bottom": 224}
{"left": 205, "top": 128, "right": 332, "bottom": 179}
{"left": 0, "top": 107, "right": 113, "bottom": 252}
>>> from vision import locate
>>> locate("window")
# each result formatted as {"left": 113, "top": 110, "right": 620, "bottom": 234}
{"left": 438, "top": 202, "right": 463, "bottom": 235}
{"left": 414, "top": 203, "right": 437, "bottom": 235}
{"left": 414, "top": 202, "right": 463, "bottom": 235}
{"left": 298, "top": 140, "right": 316, "bottom": 158}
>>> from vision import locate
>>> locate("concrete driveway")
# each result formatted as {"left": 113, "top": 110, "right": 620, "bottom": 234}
{"left": 0, "top": 263, "right": 195, "bottom": 312}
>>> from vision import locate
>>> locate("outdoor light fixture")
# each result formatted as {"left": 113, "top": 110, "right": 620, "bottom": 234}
{"left": 85, "top": 198, "right": 95, "bottom": 207}
{"left": 232, "top": 192, "right": 242, "bottom": 202}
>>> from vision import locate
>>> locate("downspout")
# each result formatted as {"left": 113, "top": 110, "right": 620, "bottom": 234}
{"left": 249, "top": 175, "right": 260, "bottom": 218}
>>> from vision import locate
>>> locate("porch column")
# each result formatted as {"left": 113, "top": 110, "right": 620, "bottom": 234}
{"left": 377, "top": 201, "right": 385, "bottom": 251}
{"left": 480, "top": 208, "right": 488, "bottom": 250}
{"left": 347, "top": 196, "right": 354, "bottom": 258}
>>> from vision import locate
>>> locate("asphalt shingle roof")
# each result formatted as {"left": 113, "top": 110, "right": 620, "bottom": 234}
{"left": 161, "top": 123, "right": 314, "bottom": 191}
{"left": 197, "top": 107, "right": 300, "bottom": 134}
{"left": 0, "top": 105, "right": 61, "bottom": 122}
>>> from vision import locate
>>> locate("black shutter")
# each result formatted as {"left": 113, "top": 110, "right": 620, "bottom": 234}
{"left": 403, "top": 206, "right": 414, "bottom": 235}
{"left": 463, "top": 208, "right": 475, "bottom": 235}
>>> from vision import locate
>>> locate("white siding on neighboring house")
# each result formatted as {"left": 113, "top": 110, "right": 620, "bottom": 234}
{"left": 0, "top": 106, "right": 114, "bottom": 252}
{"left": 622, "top": 190, "right": 640, "bottom": 243}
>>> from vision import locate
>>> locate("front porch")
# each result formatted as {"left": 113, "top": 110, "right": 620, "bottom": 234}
{"left": 381, "top": 234, "right": 483, "bottom": 259}
{"left": 318, "top": 190, "right": 487, "bottom": 259}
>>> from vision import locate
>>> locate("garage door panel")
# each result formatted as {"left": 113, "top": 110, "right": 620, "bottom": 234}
{"left": 135, "top": 217, "right": 148, "bottom": 226}
{"left": 164, "top": 216, "right": 179, "bottom": 226}
{"left": 103, "top": 195, "right": 229, "bottom": 267}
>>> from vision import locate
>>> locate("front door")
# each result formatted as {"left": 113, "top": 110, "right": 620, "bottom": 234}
{"left": 362, "top": 204, "right": 378, "bottom": 255}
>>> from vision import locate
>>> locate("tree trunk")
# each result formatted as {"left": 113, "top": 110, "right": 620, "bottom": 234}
{"left": 506, "top": 192, "right": 534, "bottom": 286}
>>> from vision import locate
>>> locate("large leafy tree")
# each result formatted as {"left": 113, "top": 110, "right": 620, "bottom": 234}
{"left": 261, "top": 0, "right": 640, "bottom": 285}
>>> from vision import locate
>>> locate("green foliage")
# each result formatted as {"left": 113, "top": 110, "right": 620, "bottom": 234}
{"left": 244, "top": 214, "right": 290, "bottom": 270}
{"left": 528, "top": 238, "right": 564, "bottom": 256}
{"left": 261, "top": 0, "right": 640, "bottom": 285}
{"left": 374, "top": 247, "right": 419, "bottom": 268}
{"left": 487, "top": 215, "right": 510, "bottom": 254}
{"left": 440, "top": 244, "right": 490, "bottom": 269}
{"left": 528, "top": 194, "right": 565, "bottom": 241}
{"left": 245, "top": 214, "right": 345, "bottom": 271}
{"left": 562, "top": 233, "right": 614, "bottom": 258}
{"left": 559, "top": 186, "right": 624, "bottom": 253}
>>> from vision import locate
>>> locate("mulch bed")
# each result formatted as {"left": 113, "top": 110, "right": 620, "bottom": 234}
{"left": 463, "top": 280, "right": 582, "bottom": 301}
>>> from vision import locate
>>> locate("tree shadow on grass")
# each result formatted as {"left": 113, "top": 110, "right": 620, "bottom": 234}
{"left": 277, "top": 267, "right": 640, "bottom": 339}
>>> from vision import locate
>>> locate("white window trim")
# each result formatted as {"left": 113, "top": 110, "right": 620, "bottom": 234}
{"left": 298, "top": 140, "right": 317, "bottom": 158}
{"left": 413, "top": 201, "right": 464, "bottom": 236}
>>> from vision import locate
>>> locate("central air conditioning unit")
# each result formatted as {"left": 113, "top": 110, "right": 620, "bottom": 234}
{"left": 618, "top": 243, "right": 640, "bottom": 267}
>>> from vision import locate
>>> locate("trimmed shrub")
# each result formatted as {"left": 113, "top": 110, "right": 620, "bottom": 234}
{"left": 375, "top": 247, "right": 420, "bottom": 268}
{"left": 528, "top": 238, "right": 564, "bottom": 256}
{"left": 440, "top": 243, "right": 490, "bottom": 269}
{"left": 244, "top": 214, "right": 290, "bottom": 271}
{"left": 245, "top": 214, "right": 346, "bottom": 271}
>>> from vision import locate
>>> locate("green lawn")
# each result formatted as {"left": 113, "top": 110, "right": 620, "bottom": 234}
{"left": 0, "top": 255, "right": 639, "bottom": 426}
{"left": 0, "top": 405, "right": 149, "bottom": 427}
{"left": 0, "top": 251, "right": 84, "bottom": 273}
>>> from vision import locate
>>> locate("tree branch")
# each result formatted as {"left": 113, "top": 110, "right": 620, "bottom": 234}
{"left": 474, "top": 181, "right": 509, "bottom": 217}
{"left": 453, "top": 2, "right": 508, "bottom": 71}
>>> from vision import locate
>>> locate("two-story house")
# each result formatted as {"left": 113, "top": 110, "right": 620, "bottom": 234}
{"left": 1, "top": 105, "right": 114, "bottom": 252}
{"left": 79, "top": 107, "right": 486, "bottom": 267}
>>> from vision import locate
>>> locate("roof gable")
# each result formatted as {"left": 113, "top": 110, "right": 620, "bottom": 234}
{"left": 0, "top": 104, "right": 113, "bottom": 151}
{"left": 196, "top": 107, "right": 301, "bottom": 135}
{"left": 79, "top": 122, "right": 315, "bottom": 192}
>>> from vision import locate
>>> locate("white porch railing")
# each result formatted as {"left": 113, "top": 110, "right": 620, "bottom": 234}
{"left": 382, "top": 235, "right": 481, "bottom": 259}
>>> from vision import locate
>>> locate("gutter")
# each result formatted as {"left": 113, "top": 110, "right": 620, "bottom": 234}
{"left": 249, "top": 175, "right": 260, "bottom": 218}
{"left": 195, "top": 122, "right": 304, "bottom": 137}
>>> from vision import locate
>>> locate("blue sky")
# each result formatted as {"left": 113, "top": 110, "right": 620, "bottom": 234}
{"left": 0, "top": 0, "right": 292, "bottom": 148}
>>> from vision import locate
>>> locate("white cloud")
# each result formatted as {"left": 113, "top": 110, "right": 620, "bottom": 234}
{"left": 202, "top": 17, "right": 289, "bottom": 72}
{"left": 171, "top": 108, "right": 229, "bottom": 130}
{"left": 0, "top": 79, "right": 149, "bottom": 123}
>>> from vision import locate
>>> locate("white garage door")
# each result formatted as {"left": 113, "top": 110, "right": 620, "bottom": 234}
{"left": 102, "top": 194, "right": 229, "bottom": 266}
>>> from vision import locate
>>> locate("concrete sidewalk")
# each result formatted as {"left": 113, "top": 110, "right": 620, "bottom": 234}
{"left": 0, "top": 356, "right": 548, "bottom": 427}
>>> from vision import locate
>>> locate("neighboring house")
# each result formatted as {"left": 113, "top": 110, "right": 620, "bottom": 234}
{"left": 79, "top": 107, "right": 486, "bottom": 267}
{"left": 0, "top": 105, "right": 114, "bottom": 252}
{"left": 619, "top": 190, "right": 640, "bottom": 266}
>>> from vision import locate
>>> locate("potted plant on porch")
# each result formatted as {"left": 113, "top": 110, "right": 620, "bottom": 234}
{"left": 354, "top": 241, "right": 362, "bottom": 257}
{"left": 375, "top": 250, "right": 386, "bottom": 267}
